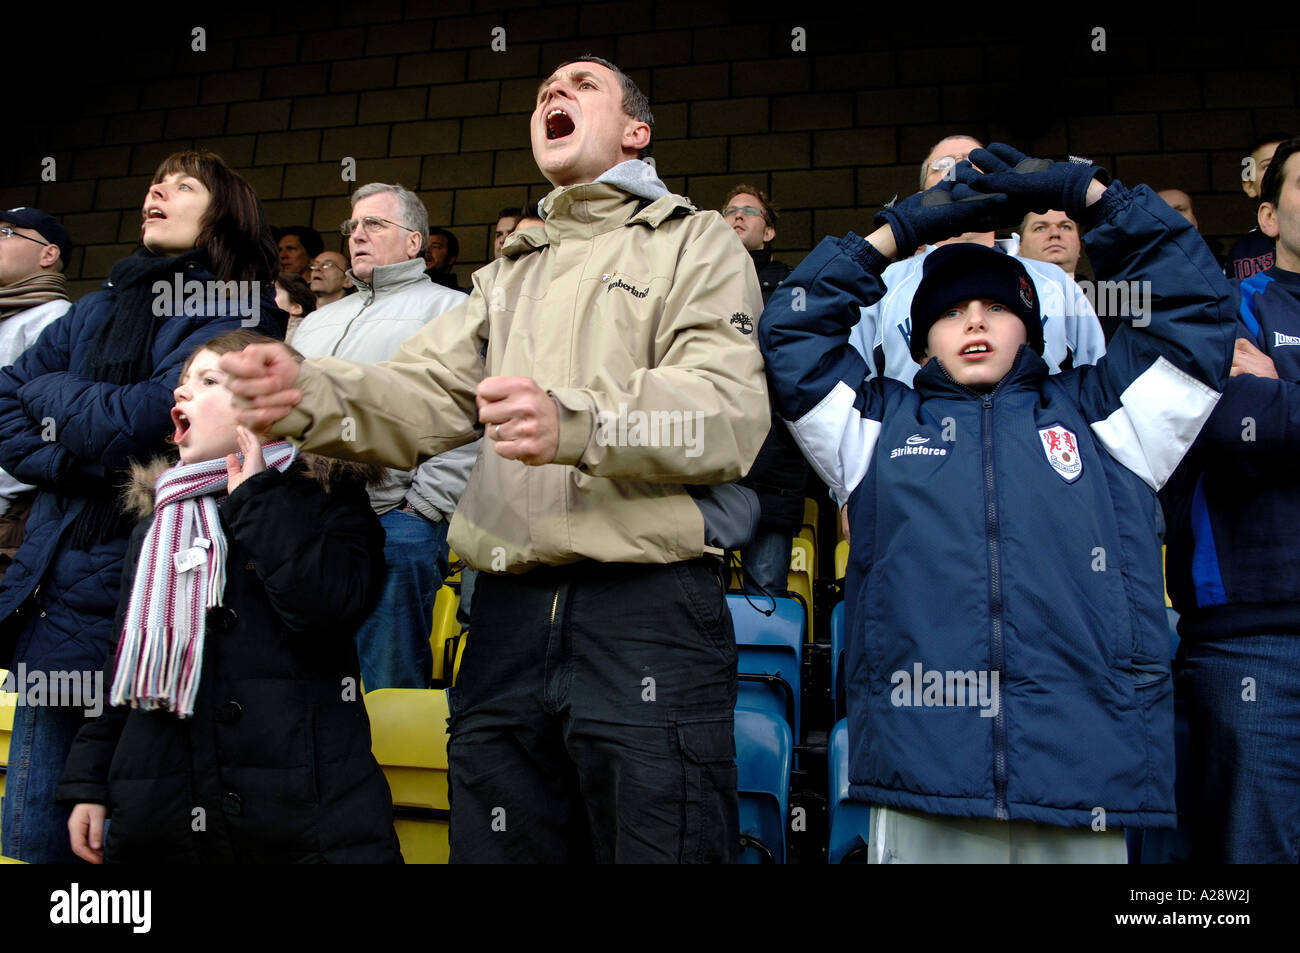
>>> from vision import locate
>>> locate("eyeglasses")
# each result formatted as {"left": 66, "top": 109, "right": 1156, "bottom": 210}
{"left": 308, "top": 261, "right": 343, "bottom": 272}
{"left": 340, "top": 216, "right": 419, "bottom": 238}
{"left": 721, "top": 206, "right": 765, "bottom": 219}
{"left": 0, "top": 227, "right": 50, "bottom": 247}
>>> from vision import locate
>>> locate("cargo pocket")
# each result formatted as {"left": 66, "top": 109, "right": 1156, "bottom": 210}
{"left": 675, "top": 717, "right": 739, "bottom": 864}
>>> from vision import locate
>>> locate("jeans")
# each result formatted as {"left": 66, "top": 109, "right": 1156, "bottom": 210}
{"left": 740, "top": 527, "right": 792, "bottom": 596}
{"left": 354, "top": 510, "right": 448, "bottom": 691}
{"left": 446, "top": 558, "right": 739, "bottom": 863}
{"left": 1176, "top": 632, "right": 1300, "bottom": 863}
{"left": 2, "top": 699, "right": 91, "bottom": 863}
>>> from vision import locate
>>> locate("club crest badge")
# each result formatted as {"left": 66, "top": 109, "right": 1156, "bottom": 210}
{"left": 1039, "top": 424, "right": 1082, "bottom": 483}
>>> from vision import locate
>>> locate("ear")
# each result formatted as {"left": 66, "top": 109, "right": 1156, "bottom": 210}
{"left": 762, "top": 224, "right": 775, "bottom": 245}
{"left": 1259, "top": 201, "right": 1280, "bottom": 239}
{"left": 38, "top": 243, "right": 61, "bottom": 271}
{"left": 623, "top": 119, "right": 652, "bottom": 156}
{"left": 407, "top": 231, "right": 424, "bottom": 260}
{"left": 1244, "top": 176, "right": 1261, "bottom": 200}
{"left": 342, "top": 273, "right": 353, "bottom": 289}
{"left": 289, "top": 302, "right": 303, "bottom": 318}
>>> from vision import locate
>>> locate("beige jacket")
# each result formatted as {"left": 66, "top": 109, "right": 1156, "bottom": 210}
{"left": 274, "top": 181, "right": 768, "bottom": 571}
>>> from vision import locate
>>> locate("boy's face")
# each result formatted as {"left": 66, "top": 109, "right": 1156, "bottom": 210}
{"left": 922, "top": 299, "right": 1028, "bottom": 392}
{"left": 172, "top": 349, "right": 240, "bottom": 464}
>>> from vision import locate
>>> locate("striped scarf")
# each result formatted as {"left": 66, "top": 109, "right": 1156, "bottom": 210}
{"left": 110, "top": 441, "right": 298, "bottom": 718}
{"left": 0, "top": 272, "right": 69, "bottom": 319}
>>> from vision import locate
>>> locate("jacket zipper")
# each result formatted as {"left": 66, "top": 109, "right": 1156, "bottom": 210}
{"left": 550, "top": 587, "right": 560, "bottom": 627}
{"left": 981, "top": 394, "right": 1009, "bottom": 820}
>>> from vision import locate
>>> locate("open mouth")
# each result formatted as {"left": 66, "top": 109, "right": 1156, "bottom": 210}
{"left": 171, "top": 407, "right": 190, "bottom": 444}
{"left": 546, "top": 108, "right": 575, "bottom": 140}
{"left": 961, "top": 344, "right": 991, "bottom": 357}
{"left": 145, "top": 207, "right": 167, "bottom": 223}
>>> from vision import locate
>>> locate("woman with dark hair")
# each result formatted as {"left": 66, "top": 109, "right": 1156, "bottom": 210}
{"left": 0, "top": 149, "right": 285, "bottom": 863}
{"left": 274, "top": 271, "right": 315, "bottom": 343}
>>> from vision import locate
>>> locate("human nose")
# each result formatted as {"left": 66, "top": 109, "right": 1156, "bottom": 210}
{"left": 965, "top": 304, "right": 988, "bottom": 332}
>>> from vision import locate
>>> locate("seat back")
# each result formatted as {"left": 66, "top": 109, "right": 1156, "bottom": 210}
{"left": 364, "top": 688, "right": 451, "bottom": 863}
{"left": 735, "top": 706, "right": 792, "bottom": 863}
{"left": 727, "top": 595, "right": 804, "bottom": 739}
{"left": 827, "top": 719, "right": 871, "bottom": 863}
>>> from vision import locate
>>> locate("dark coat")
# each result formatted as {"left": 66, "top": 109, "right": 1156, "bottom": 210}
{"left": 0, "top": 255, "right": 285, "bottom": 675}
{"left": 56, "top": 461, "right": 402, "bottom": 863}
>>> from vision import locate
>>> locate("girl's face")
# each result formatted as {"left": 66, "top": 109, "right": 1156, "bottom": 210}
{"left": 171, "top": 349, "right": 239, "bottom": 464}
{"left": 141, "top": 171, "right": 211, "bottom": 255}
{"left": 274, "top": 281, "right": 303, "bottom": 317}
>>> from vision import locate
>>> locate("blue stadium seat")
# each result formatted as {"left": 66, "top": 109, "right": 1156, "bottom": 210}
{"left": 1167, "top": 606, "right": 1180, "bottom": 659}
{"left": 726, "top": 594, "right": 804, "bottom": 740}
{"left": 831, "top": 601, "right": 846, "bottom": 722}
{"left": 828, "top": 719, "right": 871, "bottom": 863}
{"left": 735, "top": 706, "right": 792, "bottom": 864}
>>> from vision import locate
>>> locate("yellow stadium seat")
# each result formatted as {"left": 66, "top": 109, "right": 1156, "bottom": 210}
{"left": 801, "top": 498, "right": 819, "bottom": 557}
{"left": 835, "top": 539, "right": 849, "bottom": 582}
{"left": 1162, "top": 545, "right": 1172, "bottom": 608}
{"left": 788, "top": 537, "right": 815, "bottom": 639}
{"left": 1, "top": 669, "right": 14, "bottom": 841}
{"left": 444, "top": 549, "right": 463, "bottom": 587}
{"left": 429, "top": 586, "right": 461, "bottom": 684}
{"left": 365, "top": 688, "right": 450, "bottom": 864}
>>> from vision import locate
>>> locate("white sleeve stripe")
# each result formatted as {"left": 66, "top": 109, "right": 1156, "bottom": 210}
{"left": 787, "top": 380, "right": 881, "bottom": 500}
{"left": 1089, "top": 356, "right": 1220, "bottom": 491}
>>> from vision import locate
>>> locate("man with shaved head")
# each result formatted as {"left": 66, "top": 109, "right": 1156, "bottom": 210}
{"left": 308, "top": 250, "right": 353, "bottom": 308}
{"left": 220, "top": 56, "right": 767, "bottom": 863}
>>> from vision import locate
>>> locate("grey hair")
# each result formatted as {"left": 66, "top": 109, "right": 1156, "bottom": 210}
{"left": 350, "top": 182, "right": 429, "bottom": 254}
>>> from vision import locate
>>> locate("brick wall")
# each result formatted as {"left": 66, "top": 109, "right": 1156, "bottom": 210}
{"left": 5, "top": 4, "right": 1299, "bottom": 298}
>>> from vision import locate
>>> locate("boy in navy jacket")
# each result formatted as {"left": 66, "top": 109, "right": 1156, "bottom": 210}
{"left": 761, "top": 145, "right": 1237, "bottom": 862}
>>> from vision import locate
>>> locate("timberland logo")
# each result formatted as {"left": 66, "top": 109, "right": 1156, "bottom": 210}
{"left": 730, "top": 312, "right": 754, "bottom": 335}
{"left": 601, "top": 273, "right": 649, "bottom": 298}
{"left": 1274, "top": 330, "right": 1300, "bottom": 347}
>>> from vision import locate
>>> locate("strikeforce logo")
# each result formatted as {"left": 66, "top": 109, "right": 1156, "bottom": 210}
{"left": 890, "top": 433, "right": 948, "bottom": 459}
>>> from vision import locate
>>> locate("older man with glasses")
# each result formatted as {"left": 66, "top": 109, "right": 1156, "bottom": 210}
{"left": 307, "top": 250, "right": 353, "bottom": 308}
{"left": 291, "top": 182, "right": 479, "bottom": 690}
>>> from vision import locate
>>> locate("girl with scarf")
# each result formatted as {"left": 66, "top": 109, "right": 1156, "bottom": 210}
{"left": 0, "top": 151, "right": 285, "bottom": 863}
{"left": 58, "top": 331, "right": 399, "bottom": 864}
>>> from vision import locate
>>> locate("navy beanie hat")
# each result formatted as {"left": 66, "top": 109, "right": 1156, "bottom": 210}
{"left": 909, "top": 243, "right": 1043, "bottom": 363}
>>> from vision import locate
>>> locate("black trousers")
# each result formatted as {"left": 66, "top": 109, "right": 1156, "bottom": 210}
{"left": 447, "top": 557, "right": 739, "bottom": 863}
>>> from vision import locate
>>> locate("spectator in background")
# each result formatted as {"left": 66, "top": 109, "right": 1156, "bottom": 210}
{"left": 722, "top": 184, "right": 807, "bottom": 595}
{"left": 276, "top": 225, "right": 323, "bottom": 278}
{"left": 1158, "top": 189, "right": 1199, "bottom": 229}
{"left": 274, "top": 271, "right": 315, "bottom": 343}
{"left": 1227, "top": 134, "right": 1288, "bottom": 280}
{"left": 514, "top": 202, "right": 544, "bottom": 231}
{"left": 308, "top": 250, "right": 353, "bottom": 309}
{"left": 0, "top": 208, "right": 73, "bottom": 581}
{"left": 424, "top": 226, "right": 462, "bottom": 292}
{"left": 1162, "top": 135, "right": 1300, "bottom": 863}
{"left": 293, "top": 183, "right": 477, "bottom": 691}
{"left": 1017, "top": 210, "right": 1082, "bottom": 278}
{"left": 493, "top": 206, "right": 523, "bottom": 257}
{"left": 0, "top": 150, "right": 285, "bottom": 864}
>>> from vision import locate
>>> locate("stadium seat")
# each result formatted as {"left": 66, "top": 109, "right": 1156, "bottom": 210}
{"left": 364, "top": 688, "right": 450, "bottom": 864}
{"left": 831, "top": 602, "right": 846, "bottom": 722}
{"left": 429, "top": 585, "right": 461, "bottom": 684}
{"left": 735, "top": 706, "right": 792, "bottom": 864}
{"left": 1167, "top": 607, "right": 1180, "bottom": 660}
{"left": 727, "top": 594, "right": 804, "bottom": 740}
{"left": 835, "top": 539, "right": 849, "bottom": 582}
{"left": 445, "top": 548, "right": 463, "bottom": 587}
{"left": 828, "top": 718, "right": 871, "bottom": 863}
{"left": 801, "top": 498, "right": 819, "bottom": 556}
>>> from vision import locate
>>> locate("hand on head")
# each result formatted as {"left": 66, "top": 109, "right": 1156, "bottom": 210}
{"left": 477, "top": 376, "right": 559, "bottom": 466}
{"left": 218, "top": 343, "right": 303, "bottom": 433}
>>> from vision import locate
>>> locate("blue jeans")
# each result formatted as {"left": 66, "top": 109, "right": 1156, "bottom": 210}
{"left": 354, "top": 510, "right": 448, "bottom": 691}
{"left": 2, "top": 700, "right": 90, "bottom": 863}
{"left": 740, "top": 528, "right": 792, "bottom": 596}
{"left": 1176, "top": 632, "right": 1300, "bottom": 863}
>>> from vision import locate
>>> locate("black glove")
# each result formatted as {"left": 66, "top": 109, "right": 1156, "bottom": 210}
{"left": 873, "top": 165, "right": 1009, "bottom": 259}
{"left": 956, "top": 142, "right": 1111, "bottom": 221}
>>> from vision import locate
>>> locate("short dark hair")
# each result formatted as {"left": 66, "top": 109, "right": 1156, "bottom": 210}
{"left": 427, "top": 227, "right": 459, "bottom": 259}
{"left": 552, "top": 55, "right": 654, "bottom": 159}
{"left": 181, "top": 329, "right": 303, "bottom": 383}
{"left": 723, "top": 184, "right": 777, "bottom": 229}
{"left": 276, "top": 225, "right": 324, "bottom": 259}
{"left": 1260, "top": 136, "right": 1300, "bottom": 209}
{"left": 497, "top": 206, "right": 524, "bottom": 221}
{"left": 274, "top": 271, "right": 316, "bottom": 319}
{"left": 1252, "top": 132, "right": 1292, "bottom": 156}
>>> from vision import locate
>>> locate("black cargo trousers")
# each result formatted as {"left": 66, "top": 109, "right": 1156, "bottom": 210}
{"left": 446, "top": 555, "right": 739, "bottom": 863}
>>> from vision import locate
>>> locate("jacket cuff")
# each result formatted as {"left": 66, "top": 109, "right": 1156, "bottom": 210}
{"left": 839, "top": 231, "right": 891, "bottom": 276}
{"left": 270, "top": 362, "right": 322, "bottom": 444}
{"left": 54, "top": 781, "right": 110, "bottom": 809}
{"left": 547, "top": 388, "right": 595, "bottom": 466}
{"left": 1082, "top": 179, "right": 1133, "bottom": 231}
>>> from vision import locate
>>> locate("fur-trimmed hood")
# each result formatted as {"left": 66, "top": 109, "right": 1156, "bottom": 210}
{"left": 122, "top": 451, "right": 387, "bottom": 518}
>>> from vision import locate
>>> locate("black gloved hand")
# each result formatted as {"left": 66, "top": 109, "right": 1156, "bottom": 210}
{"left": 956, "top": 142, "right": 1111, "bottom": 221}
{"left": 873, "top": 164, "right": 1009, "bottom": 259}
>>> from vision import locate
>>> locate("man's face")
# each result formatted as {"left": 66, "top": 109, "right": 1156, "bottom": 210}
{"left": 347, "top": 192, "right": 420, "bottom": 283}
{"left": 1157, "top": 190, "right": 1198, "bottom": 229}
{"left": 531, "top": 61, "right": 648, "bottom": 187}
{"left": 1245, "top": 142, "right": 1282, "bottom": 200}
{"left": 309, "top": 251, "right": 351, "bottom": 295}
{"left": 722, "top": 193, "right": 775, "bottom": 252}
{"left": 0, "top": 220, "right": 56, "bottom": 287}
{"left": 922, "top": 298, "right": 1028, "bottom": 392}
{"left": 1018, "top": 210, "right": 1082, "bottom": 275}
{"left": 424, "top": 234, "right": 454, "bottom": 271}
{"left": 494, "top": 216, "right": 520, "bottom": 257}
{"left": 1260, "top": 152, "right": 1300, "bottom": 272}
{"left": 278, "top": 235, "right": 313, "bottom": 275}
{"left": 923, "top": 137, "right": 981, "bottom": 190}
